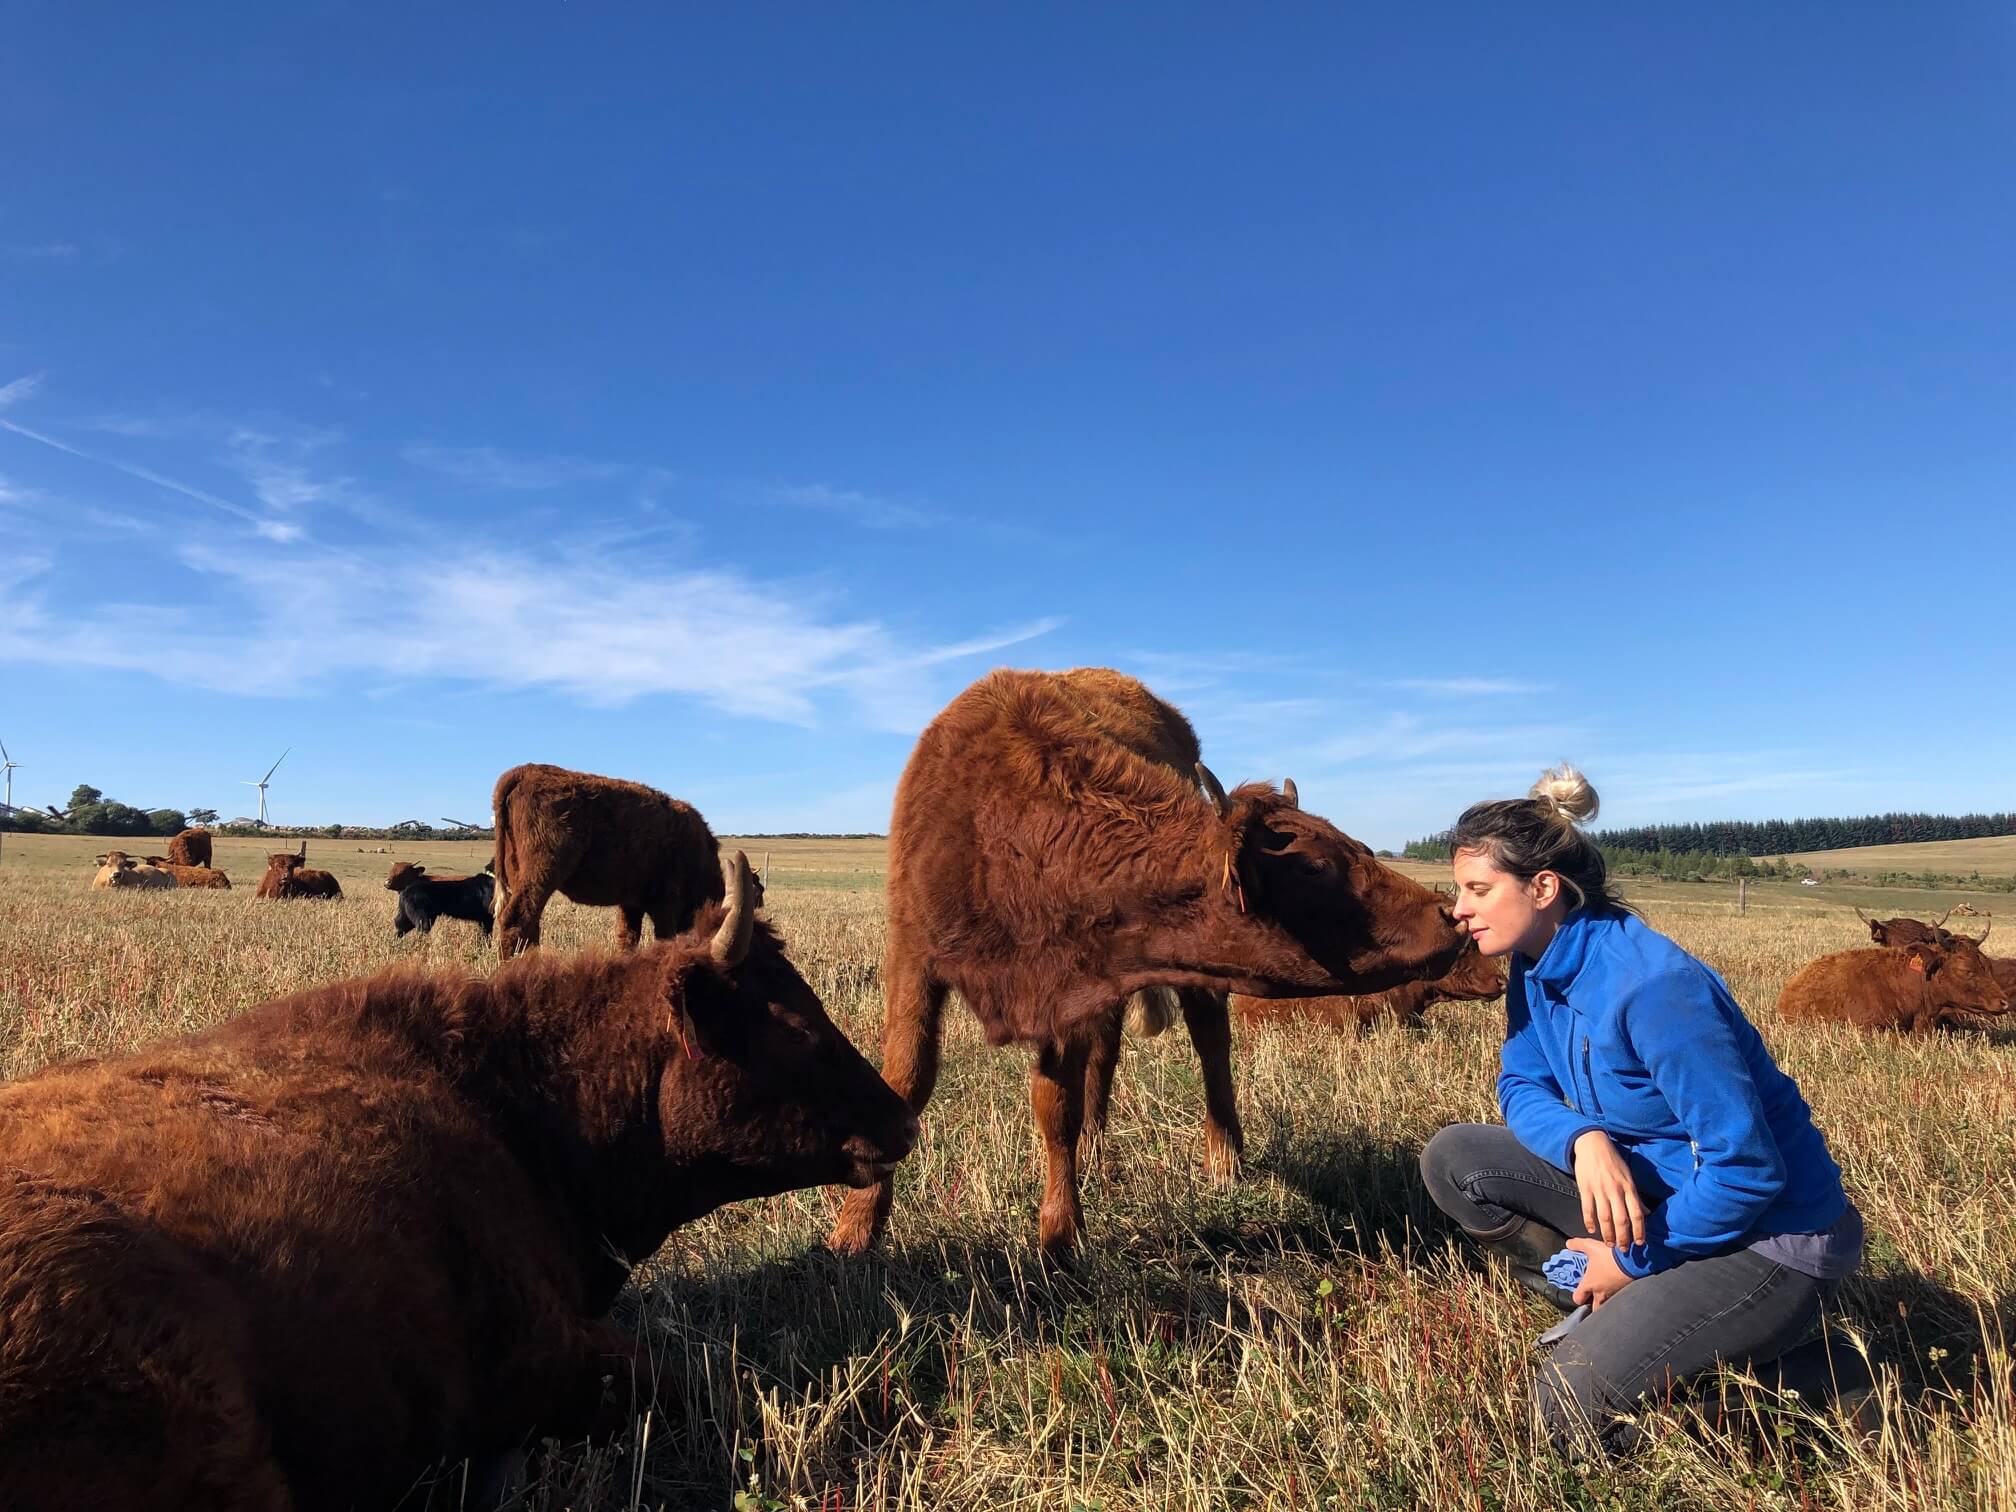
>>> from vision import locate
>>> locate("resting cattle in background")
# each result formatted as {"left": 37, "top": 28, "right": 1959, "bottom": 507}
{"left": 491, "top": 762, "right": 725, "bottom": 957}
{"left": 91, "top": 851, "right": 176, "bottom": 891}
{"left": 1777, "top": 942, "right": 2010, "bottom": 1033}
{"left": 142, "top": 857, "right": 233, "bottom": 890}
{"left": 1853, "top": 906, "right": 1968, "bottom": 948}
{"left": 165, "top": 828, "right": 212, "bottom": 869}
{"left": 829, "top": 667, "right": 1467, "bottom": 1258}
{"left": 1231, "top": 946, "right": 1505, "bottom": 1032}
{"left": 386, "top": 860, "right": 496, "bottom": 938}
{"left": 0, "top": 853, "right": 916, "bottom": 1512}
{"left": 252, "top": 841, "right": 342, "bottom": 901}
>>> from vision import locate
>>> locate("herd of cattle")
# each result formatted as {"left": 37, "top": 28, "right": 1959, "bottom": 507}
{"left": 4, "top": 665, "right": 2011, "bottom": 1508}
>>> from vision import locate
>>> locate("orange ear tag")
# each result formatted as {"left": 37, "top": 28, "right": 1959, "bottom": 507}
{"left": 1907, "top": 955, "right": 1926, "bottom": 974}
{"left": 671, "top": 1011, "right": 702, "bottom": 1060}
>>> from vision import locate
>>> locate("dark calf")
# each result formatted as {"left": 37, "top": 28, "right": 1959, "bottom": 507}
{"left": 387, "top": 860, "right": 496, "bottom": 938}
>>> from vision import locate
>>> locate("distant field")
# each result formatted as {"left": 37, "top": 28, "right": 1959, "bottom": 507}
{"left": 1762, "top": 833, "right": 2016, "bottom": 879}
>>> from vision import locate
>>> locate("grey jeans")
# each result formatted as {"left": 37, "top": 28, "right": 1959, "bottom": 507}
{"left": 1420, "top": 1123, "right": 1835, "bottom": 1453}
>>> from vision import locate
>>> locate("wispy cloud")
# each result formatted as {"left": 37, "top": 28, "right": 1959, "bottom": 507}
{"left": 0, "top": 413, "right": 279, "bottom": 535}
{"left": 0, "top": 539, "right": 1063, "bottom": 731}
{"left": 401, "top": 443, "right": 630, "bottom": 491}
{"left": 1386, "top": 677, "right": 1549, "bottom": 697}
{"left": 0, "top": 373, "right": 45, "bottom": 411}
{"left": 775, "top": 482, "right": 937, "bottom": 530}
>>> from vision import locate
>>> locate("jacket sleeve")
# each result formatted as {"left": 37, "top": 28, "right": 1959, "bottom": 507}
{"left": 1496, "top": 971, "right": 1601, "bottom": 1172}
{"left": 1612, "top": 967, "right": 1788, "bottom": 1278}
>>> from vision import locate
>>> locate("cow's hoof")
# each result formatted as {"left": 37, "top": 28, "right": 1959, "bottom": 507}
{"left": 827, "top": 1189, "right": 888, "bottom": 1256}
{"left": 1203, "top": 1136, "right": 1243, "bottom": 1187}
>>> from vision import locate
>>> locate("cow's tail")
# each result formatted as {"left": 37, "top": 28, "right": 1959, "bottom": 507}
{"left": 1124, "top": 986, "right": 1179, "bottom": 1038}
{"left": 491, "top": 773, "right": 516, "bottom": 913}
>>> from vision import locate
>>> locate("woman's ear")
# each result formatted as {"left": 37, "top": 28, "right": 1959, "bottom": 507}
{"left": 1529, "top": 870, "right": 1563, "bottom": 910}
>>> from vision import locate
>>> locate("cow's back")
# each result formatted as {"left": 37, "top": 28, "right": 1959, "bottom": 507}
{"left": 1777, "top": 950, "right": 1912, "bottom": 1028}
{"left": 888, "top": 668, "right": 1202, "bottom": 935}
{"left": 0, "top": 1009, "right": 581, "bottom": 1509}
{"left": 494, "top": 762, "right": 721, "bottom": 909}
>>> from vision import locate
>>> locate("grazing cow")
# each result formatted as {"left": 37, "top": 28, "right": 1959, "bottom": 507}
{"left": 1777, "top": 943, "right": 2011, "bottom": 1033}
{"left": 91, "top": 851, "right": 176, "bottom": 891}
{"left": 142, "top": 857, "right": 233, "bottom": 890}
{"left": 1231, "top": 946, "right": 1506, "bottom": 1032}
{"left": 165, "top": 828, "right": 212, "bottom": 868}
{"left": 0, "top": 854, "right": 917, "bottom": 1512}
{"left": 828, "top": 667, "right": 1467, "bottom": 1258}
{"left": 252, "top": 841, "right": 343, "bottom": 901}
{"left": 491, "top": 763, "right": 725, "bottom": 957}
{"left": 385, "top": 860, "right": 496, "bottom": 938}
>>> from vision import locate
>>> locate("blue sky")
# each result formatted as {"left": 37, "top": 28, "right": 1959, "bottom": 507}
{"left": 2, "top": 6, "right": 2011, "bottom": 846}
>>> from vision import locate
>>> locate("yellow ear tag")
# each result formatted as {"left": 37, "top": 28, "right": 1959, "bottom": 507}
{"left": 1907, "top": 955, "right": 1926, "bottom": 974}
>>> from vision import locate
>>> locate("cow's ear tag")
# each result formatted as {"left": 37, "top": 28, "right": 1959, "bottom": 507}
{"left": 670, "top": 1005, "right": 705, "bottom": 1060}
{"left": 1907, "top": 952, "right": 1927, "bottom": 974}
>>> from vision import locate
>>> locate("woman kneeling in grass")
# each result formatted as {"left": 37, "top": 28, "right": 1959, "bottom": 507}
{"left": 1419, "top": 765, "right": 1863, "bottom": 1453}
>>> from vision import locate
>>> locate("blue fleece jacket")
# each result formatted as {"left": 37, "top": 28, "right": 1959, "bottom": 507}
{"left": 1497, "top": 909, "right": 1848, "bottom": 1278}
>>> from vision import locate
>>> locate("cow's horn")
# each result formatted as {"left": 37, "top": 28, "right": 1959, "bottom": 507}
{"left": 1854, "top": 906, "right": 1871, "bottom": 925}
{"left": 1196, "top": 763, "right": 1231, "bottom": 819}
{"left": 1933, "top": 907, "right": 1952, "bottom": 929}
{"left": 711, "top": 851, "right": 756, "bottom": 968}
{"left": 1974, "top": 920, "right": 1993, "bottom": 946}
{"left": 1282, "top": 778, "right": 1299, "bottom": 809}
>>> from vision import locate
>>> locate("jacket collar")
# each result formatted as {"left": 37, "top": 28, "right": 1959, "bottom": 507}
{"left": 1519, "top": 907, "right": 1604, "bottom": 994}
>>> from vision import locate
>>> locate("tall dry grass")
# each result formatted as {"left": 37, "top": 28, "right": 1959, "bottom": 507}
{"left": 0, "top": 865, "right": 2011, "bottom": 1510}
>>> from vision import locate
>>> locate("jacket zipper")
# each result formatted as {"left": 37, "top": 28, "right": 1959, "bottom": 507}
{"left": 1581, "top": 1034, "right": 1605, "bottom": 1118}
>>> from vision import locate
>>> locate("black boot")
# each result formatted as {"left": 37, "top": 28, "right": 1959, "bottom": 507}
{"left": 1467, "top": 1215, "right": 1580, "bottom": 1312}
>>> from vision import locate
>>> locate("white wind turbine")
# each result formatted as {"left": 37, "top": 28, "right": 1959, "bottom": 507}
{"left": 0, "top": 735, "right": 18, "bottom": 815}
{"left": 242, "top": 748, "right": 290, "bottom": 827}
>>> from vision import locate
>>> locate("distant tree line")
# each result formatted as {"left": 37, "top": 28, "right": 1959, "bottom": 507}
{"left": 1405, "top": 810, "right": 2016, "bottom": 863}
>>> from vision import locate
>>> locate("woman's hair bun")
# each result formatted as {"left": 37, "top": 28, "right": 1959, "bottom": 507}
{"left": 1529, "top": 763, "right": 1599, "bottom": 826}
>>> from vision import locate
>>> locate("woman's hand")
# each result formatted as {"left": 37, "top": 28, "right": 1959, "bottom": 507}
{"left": 1572, "top": 1128, "right": 1646, "bottom": 1249}
{"left": 1564, "top": 1238, "right": 1634, "bottom": 1310}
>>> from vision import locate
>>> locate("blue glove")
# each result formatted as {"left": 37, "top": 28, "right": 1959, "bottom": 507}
{"left": 1541, "top": 1248, "right": 1588, "bottom": 1291}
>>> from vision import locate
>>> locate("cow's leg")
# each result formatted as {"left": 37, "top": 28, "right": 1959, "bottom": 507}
{"left": 1180, "top": 987, "right": 1244, "bottom": 1183}
{"left": 495, "top": 879, "right": 554, "bottom": 958}
{"left": 1032, "top": 1033, "right": 1093, "bottom": 1258}
{"left": 615, "top": 904, "right": 647, "bottom": 951}
{"left": 829, "top": 927, "right": 945, "bottom": 1255}
{"left": 1078, "top": 1005, "right": 1124, "bottom": 1174}
{"left": 394, "top": 906, "right": 415, "bottom": 938}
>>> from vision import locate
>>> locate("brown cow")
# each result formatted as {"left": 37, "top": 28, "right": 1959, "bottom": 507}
{"left": 252, "top": 841, "right": 342, "bottom": 901}
{"left": 491, "top": 762, "right": 725, "bottom": 957}
{"left": 91, "top": 851, "right": 176, "bottom": 890}
{"left": 0, "top": 854, "right": 916, "bottom": 1511}
{"left": 1231, "top": 945, "right": 1506, "bottom": 1032}
{"left": 1853, "top": 905, "right": 1970, "bottom": 948}
{"left": 1777, "top": 943, "right": 2011, "bottom": 1033}
{"left": 142, "top": 857, "right": 233, "bottom": 890}
{"left": 828, "top": 667, "right": 1466, "bottom": 1258}
{"left": 165, "top": 827, "right": 212, "bottom": 868}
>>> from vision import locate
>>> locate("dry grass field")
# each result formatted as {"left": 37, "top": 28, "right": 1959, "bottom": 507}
{"left": 2, "top": 833, "right": 2013, "bottom": 1509}
{"left": 1762, "top": 835, "right": 2016, "bottom": 881}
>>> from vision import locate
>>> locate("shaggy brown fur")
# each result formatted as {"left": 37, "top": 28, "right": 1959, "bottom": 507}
{"left": 252, "top": 841, "right": 342, "bottom": 901}
{"left": 142, "top": 857, "right": 234, "bottom": 890}
{"left": 829, "top": 667, "right": 1467, "bottom": 1257}
{"left": 492, "top": 763, "right": 726, "bottom": 957}
{"left": 165, "top": 828, "right": 212, "bottom": 868}
{"left": 91, "top": 851, "right": 176, "bottom": 890}
{"left": 0, "top": 855, "right": 915, "bottom": 1512}
{"left": 1231, "top": 946, "right": 1505, "bottom": 1032}
{"left": 1777, "top": 943, "right": 2011, "bottom": 1033}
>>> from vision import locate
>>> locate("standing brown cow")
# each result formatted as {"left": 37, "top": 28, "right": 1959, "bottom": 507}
{"left": 165, "top": 827, "right": 212, "bottom": 868}
{"left": 1777, "top": 942, "right": 2010, "bottom": 1033}
{"left": 828, "top": 667, "right": 1466, "bottom": 1258}
{"left": 1231, "top": 946, "right": 1505, "bottom": 1032}
{"left": 491, "top": 763, "right": 725, "bottom": 957}
{"left": 0, "top": 854, "right": 917, "bottom": 1511}
{"left": 252, "top": 841, "right": 342, "bottom": 900}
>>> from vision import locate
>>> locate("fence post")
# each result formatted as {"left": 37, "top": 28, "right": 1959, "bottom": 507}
{"left": 1737, "top": 878, "right": 1747, "bottom": 916}
{"left": 762, "top": 851, "right": 771, "bottom": 892}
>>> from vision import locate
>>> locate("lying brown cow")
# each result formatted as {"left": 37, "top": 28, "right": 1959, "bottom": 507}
{"left": 1231, "top": 946, "right": 1505, "bottom": 1032}
{"left": 1777, "top": 941, "right": 2010, "bottom": 1033}
{"left": 492, "top": 762, "right": 725, "bottom": 957}
{"left": 1853, "top": 905, "right": 1979, "bottom": 948}
{"left": 165, "top": 827, "right": 212, "bottom": 868}
{"left": 143, "top": 857, "right": 233, "bottom": 890}
{"left": 0, "top": 854, "right": 916, "bottom": 1510}
{"left": 91, "top": 851, "right": 176, "bottom": 890}
{"left": 253, "top": 841, "right": 342, "bottom": 901}
{"left": 829, "top": 667, "right": 1466, "bottom": 1258}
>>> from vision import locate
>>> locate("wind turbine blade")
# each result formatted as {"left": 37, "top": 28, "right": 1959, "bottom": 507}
{"left": 0, "top": 737, "right": 10, "bottom": 762}
{"left": 262, "top": 748, "right": 291, "bottom": 784}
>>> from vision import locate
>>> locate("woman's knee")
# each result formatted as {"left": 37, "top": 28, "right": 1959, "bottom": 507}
{"left": 1418, "top": 1122, "right": 1500, "bottom": 1221}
